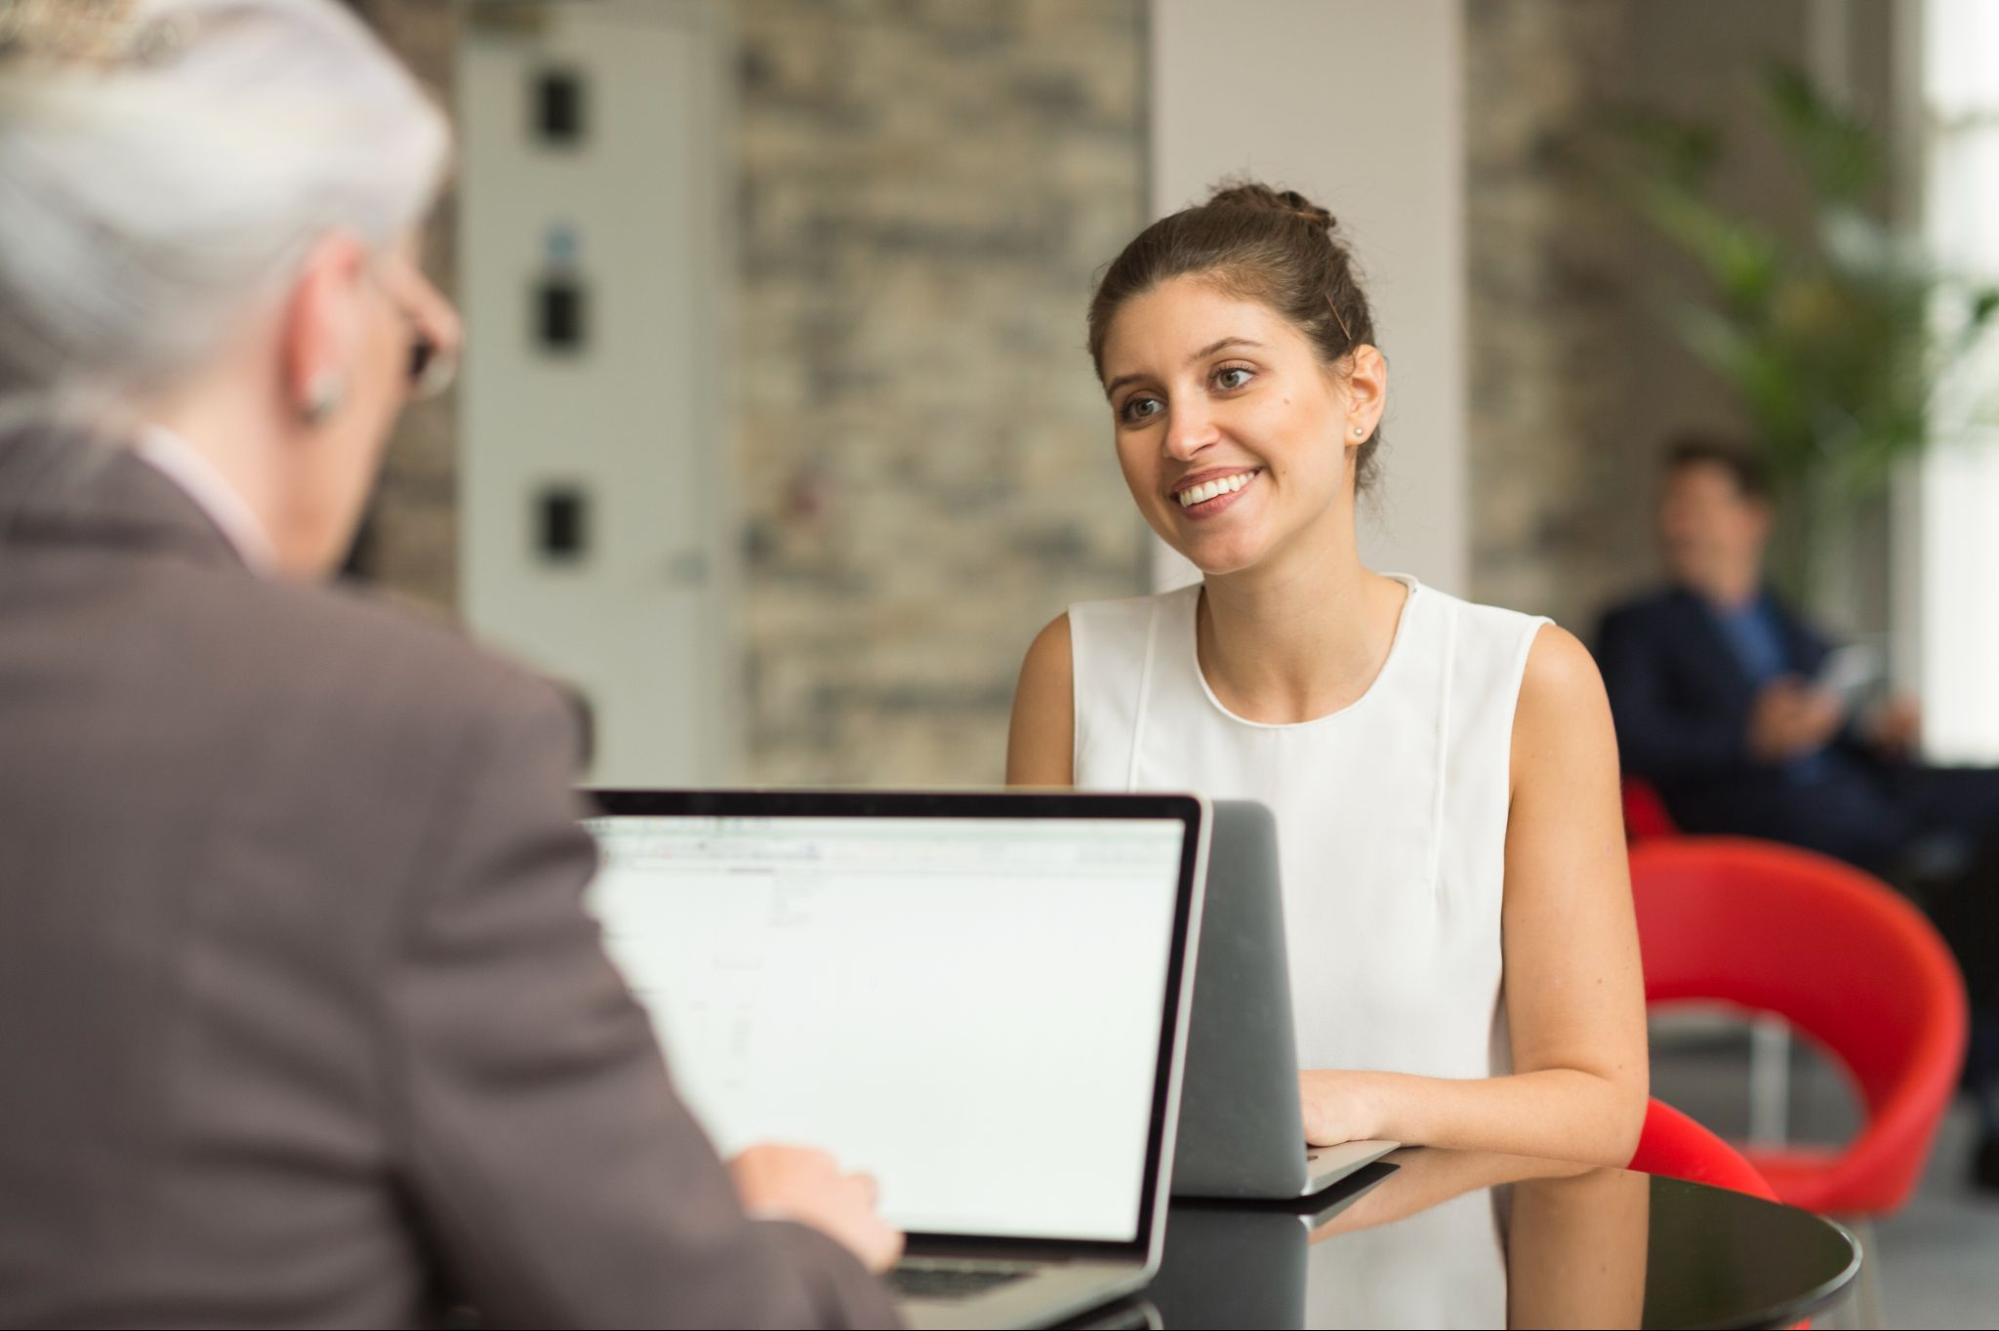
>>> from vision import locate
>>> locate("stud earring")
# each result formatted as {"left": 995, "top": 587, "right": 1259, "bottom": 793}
{"left": 302, "top": 374, "right": 346, "bottom": 426}
{"left": 1352, "top": 424, "right": 1367, "bottom": 438}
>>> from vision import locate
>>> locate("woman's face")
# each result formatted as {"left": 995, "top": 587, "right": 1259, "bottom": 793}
{"left": 1098, "top": 275, "right": 1380, "bottom": 577}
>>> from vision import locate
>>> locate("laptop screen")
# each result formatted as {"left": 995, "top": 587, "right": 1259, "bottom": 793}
{"left": 584, "top": 803, "right": 1191, "bottom": 1245}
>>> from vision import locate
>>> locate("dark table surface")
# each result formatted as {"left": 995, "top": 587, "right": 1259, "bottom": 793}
{"left": 1067, "top": 1148, "right": 1859, "bottom": 1330}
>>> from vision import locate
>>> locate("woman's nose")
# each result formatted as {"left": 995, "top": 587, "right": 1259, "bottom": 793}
{"left": 1163, "top": 400, "right": 1219, "bottom": 461}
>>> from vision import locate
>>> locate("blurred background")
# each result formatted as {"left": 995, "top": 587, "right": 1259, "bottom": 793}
{"left": 339, "top": 0, "right": 1999, "bottom": 794}
{"left": 330, "top": 3, "right": 1999, "bottom": 1321}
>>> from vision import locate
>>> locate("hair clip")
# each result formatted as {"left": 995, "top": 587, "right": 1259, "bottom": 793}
{"left": 1324, "top": 293, "right": 1355, "bottom": 347}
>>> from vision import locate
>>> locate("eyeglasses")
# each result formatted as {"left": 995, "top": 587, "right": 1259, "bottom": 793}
{"left": 407, "top": 330, "right": 455, "bottom": 400}
{"left": 380, "top": 278, "right": 457, "bottom": 401}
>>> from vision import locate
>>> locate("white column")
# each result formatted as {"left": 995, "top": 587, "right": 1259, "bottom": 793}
{"left": 1146, "top": 0, "right": 1468, "bottom": 596}
{"left": 1917, "top": 0, "right": 1999, "bottom": 761}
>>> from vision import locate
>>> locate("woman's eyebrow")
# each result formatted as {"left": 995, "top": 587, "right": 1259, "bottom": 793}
{"left": 1103, "top": 337, "right": 1265, "bottom": 398}
{"left": 1190, "top": 336, "right": 1263, "bottom": 361}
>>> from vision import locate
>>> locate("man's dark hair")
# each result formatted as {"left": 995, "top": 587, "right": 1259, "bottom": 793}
{"left": 1663, "top": 433, "right": 1772, "bottom": 502}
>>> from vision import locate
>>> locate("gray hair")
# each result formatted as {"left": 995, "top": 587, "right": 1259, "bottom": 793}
{"left": 0, "top": 0, "right": 450, "bottom": 422}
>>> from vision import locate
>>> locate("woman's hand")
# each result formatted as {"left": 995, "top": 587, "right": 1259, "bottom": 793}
{"left": 1299, "top": 1069, "right": 1386, "bottom": 1146}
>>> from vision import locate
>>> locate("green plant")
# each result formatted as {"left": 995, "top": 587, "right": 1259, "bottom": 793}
{"left": 1611, "top": 64, "right": 1999, "bottom": 591}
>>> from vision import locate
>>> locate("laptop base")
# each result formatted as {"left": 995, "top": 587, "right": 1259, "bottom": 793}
{"left": 895, "top": 1258, "right": 1150, "bottom": 1331}
{"left": 1303, "top": 1138, "right": 1401, "bottom": 1196}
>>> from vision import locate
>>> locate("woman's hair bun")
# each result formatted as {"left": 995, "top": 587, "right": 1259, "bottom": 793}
{"left": 1205, "top": 180, "right": 1337, "bottom": 233}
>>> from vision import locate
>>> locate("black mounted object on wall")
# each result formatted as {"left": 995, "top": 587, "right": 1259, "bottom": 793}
{"left": 534, "top": 276, "right": 588, "bottom": 352}
{"left": 532, "top": 66, "right": 586, "bottom": 145}
{"left": 536, "top": 483, "right": 588, "bottom": 563}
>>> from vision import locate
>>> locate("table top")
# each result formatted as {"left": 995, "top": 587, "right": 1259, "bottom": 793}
{"left": 1073, "top": 1148, "right": 1860, "bottom": 1330}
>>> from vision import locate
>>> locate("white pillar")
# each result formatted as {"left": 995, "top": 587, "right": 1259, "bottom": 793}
{"left": 1146, "top": 0, "right": 1468, "bottom": 596}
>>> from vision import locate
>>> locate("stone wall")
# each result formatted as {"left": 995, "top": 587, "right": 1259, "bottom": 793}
{"left": 1462, "top": 0, "right": 1645, "bottom": 634}
{"left": 1463, "top": 0, "right": 1898, "bottom": 637}
{"left": 1462, "top": 0, "right": 1793, "bottom": 635}
{"left": 733, "top": 0, "right": 1149, "bottom": 784}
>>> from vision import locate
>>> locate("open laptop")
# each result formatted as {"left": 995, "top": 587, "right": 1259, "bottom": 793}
{"left": 584, "top": 789, "right": 1209, "bottom": 1330}
{"left": 1171, "top": 800, "right": 1397, "bottom": 1200}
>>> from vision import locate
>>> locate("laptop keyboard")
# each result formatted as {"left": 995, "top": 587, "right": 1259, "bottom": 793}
{"left": 888, "top": 1260, "right": 1035, "bottom": 1302}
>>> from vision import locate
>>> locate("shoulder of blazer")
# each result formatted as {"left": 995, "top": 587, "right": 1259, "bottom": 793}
{"left": 245, "top": 575, "right": 572, "bottom": 737}
{"left": 1605, "top": 586, "right": 1756, "bottom": 701}
{"left": 1, "top": 425, "right": 246, "bottom": 570}
{"left": 1597, "top": 586, "right": 1690, "bottom": 646}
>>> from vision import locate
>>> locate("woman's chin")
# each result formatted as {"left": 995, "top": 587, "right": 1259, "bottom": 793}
{"left": 1144, "top": 507, "right": 1272, "bottom": 578}
{"left": 1179, "top": 534, "right": 1268, "bottom": 579}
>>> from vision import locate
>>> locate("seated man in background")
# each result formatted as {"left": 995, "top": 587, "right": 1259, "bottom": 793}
{"left": 0, "top": 3, "right": 896, "bottom": 1325}
{"left": 1597, "top": 434, "right": 1999, "bottom": 1186}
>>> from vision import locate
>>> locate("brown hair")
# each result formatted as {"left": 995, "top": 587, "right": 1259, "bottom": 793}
{"left": 1087, "top": 181, "right": 1383, "bottom": 491}
{"left": 1663, "top": 432, "right": 1772, "bottom": 502}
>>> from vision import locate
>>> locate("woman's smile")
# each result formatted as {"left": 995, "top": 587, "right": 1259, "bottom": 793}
{"left": 1172, "top": 465, "right": 1263, "bottom": 519}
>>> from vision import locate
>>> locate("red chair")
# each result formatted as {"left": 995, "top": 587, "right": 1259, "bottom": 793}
{"left": 1629, "top": 1106, "right": 1817, "bottom": 1331}
{"left": 1630, "top": 1097, "right": 1778, "bottom": 1200}
{"left": 1621, "top": 776, "right": 1679, "bottom": 842}
{"left": 1629, "top": 837, "right": 1967, "bottom": 1216}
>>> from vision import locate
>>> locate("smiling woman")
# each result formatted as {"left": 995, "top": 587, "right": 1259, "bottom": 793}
{"left": 1006, "top": 181, "right": 1649, "bottom": 1168}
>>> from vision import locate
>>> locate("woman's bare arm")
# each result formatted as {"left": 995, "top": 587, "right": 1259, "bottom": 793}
{"left": 1301, "top": 625, "right": 1649, "bottom": 1165}
{"left": 1005, "top": 614, "right": 1075, "bottom": 787}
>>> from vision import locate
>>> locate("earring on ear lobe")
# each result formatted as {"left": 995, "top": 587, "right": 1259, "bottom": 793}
{"left": 302, "top": 373, "right": 346, "bottom": 426}
{"left": 1352, "top": 424, "right": 1367, "bottom": 438}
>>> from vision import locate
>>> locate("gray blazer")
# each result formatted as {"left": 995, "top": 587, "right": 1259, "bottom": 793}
{"left": 0, "top": 426, "right": 898, "bottom": 1329}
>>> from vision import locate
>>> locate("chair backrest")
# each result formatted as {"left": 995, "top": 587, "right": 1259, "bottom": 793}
{"left": 1630, "top": 837, "right": 1967, "bottom": 1213}
{"left": 1620, "top": 776, "right": 1679, "bottom": 842}
{"left": 1630, "top": 1098, "right": 1777, "bottom": 1200}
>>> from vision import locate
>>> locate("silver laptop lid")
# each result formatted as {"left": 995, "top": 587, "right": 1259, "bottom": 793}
{"left": 1171, "top": 799, "right": 1310, "bottom": 1197}
{"left": 584, "top": 790, "right": 1207, "bottom": 1267}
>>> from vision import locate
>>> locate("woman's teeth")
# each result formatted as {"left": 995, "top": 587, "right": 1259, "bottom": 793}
{"left": 1177, "top": 471, "right": 1255, "bottom": 508}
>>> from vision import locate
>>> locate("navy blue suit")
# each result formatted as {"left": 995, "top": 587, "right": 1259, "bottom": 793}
{"left": 1597, "top": 585, "right": 1999, "bottom": 1021}
{"left": 1595, "top": 587, "right": 1913, "bottom": 866}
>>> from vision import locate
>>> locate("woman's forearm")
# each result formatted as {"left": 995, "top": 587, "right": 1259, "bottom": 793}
{"left": 1307, "top": 1067, "right": 1646, "bottom": 1166}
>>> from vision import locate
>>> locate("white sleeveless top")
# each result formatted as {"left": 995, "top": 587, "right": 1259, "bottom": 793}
{"left": 1070, "top": 576, "right": 1548, "bottom": 1080}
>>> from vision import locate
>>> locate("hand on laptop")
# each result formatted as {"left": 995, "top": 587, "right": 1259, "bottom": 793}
{"left": 1299, "top": 1070, "right": 1384, "bottom": 1147}
{"left": 729, "top": 1144, "right": 905, "bottom": 1273}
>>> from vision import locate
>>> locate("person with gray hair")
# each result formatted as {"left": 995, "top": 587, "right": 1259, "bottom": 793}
{"left": 0, "top": 2, "right": 901, "bottom": 1325}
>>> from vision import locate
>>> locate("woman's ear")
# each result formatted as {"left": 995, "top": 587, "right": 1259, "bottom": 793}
{"left": 279, "top": 232, "right": 370, "bottom": 426}
{"left": 1343, "top": 344, "right": 1388, "bottom": 440}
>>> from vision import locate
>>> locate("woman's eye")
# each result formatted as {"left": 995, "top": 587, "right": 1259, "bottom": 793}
{"left": 1119, "top": 395, "right": 1164, "bottom": 425}
{"left": 1214, "top": 366, "right": 1254, "bottom": 391}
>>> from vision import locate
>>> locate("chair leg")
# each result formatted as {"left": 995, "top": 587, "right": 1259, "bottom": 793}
{"left": 1750, "top": 1015, "right": 1791, "bottom": 1147}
